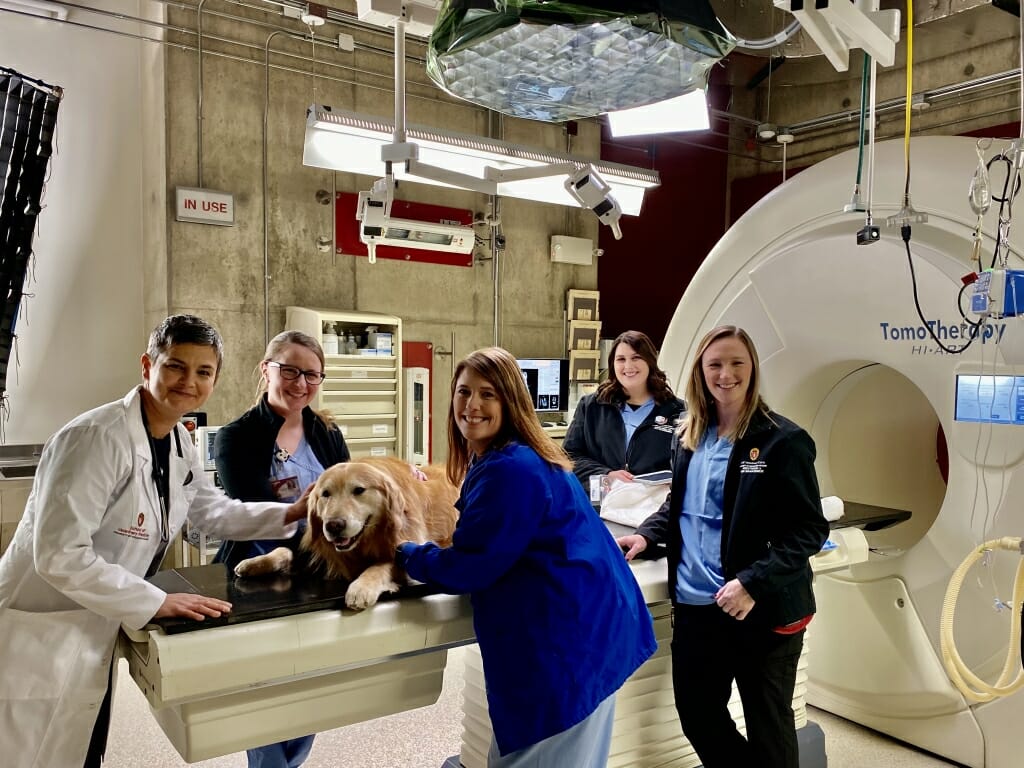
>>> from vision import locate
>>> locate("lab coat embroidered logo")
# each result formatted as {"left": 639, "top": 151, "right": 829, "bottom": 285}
{"left": 115, "top": 513, "right": 151, "bottom": 541}
{"left": 655, "top": 415, "right": 666, "bottom": 424}
{"left": 749, "top": 448, "right": 759, "bottom": 461}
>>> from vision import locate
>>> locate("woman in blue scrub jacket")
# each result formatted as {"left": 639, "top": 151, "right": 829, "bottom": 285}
{"left": 617, "top": 325, "right": 829, "bottom": 768}
{"left": 396, "top": 346, "right": 656, "bottom": 768}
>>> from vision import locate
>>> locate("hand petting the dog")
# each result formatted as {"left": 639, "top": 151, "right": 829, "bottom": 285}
{"left": 154, "top": 592, "right": 232, "bottom": 621}
{"left": 283, "top": 483, "right": 315, "bottom": 524}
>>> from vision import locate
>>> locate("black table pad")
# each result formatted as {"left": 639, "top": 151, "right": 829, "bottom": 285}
{"left": 146, "top": 563, "right": 439, "bottom": 635}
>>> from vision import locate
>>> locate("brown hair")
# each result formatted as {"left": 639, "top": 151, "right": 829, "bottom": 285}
{"left": 596, "top": 330, "right": 675, "bottom": 404}
{"left": 446, "top": 347, "right": 571, "bottom": 487}
{"left": 680, "top": 326, "right": 769, "bottom": 451}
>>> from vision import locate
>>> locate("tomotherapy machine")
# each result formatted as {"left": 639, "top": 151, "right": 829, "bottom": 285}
{"left": 660, "top": 135, "right": 1024, "bottom": 768}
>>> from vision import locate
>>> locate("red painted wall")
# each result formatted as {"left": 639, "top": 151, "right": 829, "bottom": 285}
{"left": 598, "top": 85, "right": 731, "bottom": 348}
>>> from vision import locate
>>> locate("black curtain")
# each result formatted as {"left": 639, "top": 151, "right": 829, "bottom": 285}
{"left": 0, "top": 66, "right": 61, "bottom": 401}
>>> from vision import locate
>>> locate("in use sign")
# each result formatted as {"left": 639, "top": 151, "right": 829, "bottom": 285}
{"left": 176, "top": 187, "right": 234, "bottom": 226}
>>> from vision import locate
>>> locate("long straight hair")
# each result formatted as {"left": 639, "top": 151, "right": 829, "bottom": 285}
{"left": 446, "top": 347, "right": 571, "bottom": 487}
{"left": 680, "top": 326, "right": 770, "bottom": 451}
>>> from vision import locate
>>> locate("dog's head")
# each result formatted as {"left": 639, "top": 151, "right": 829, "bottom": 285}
{"left": 308, "top": 462, "right": 405, "bottom": 553}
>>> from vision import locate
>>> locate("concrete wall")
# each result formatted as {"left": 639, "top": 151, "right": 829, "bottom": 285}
{"left": 161, "top": 5, "right": 600, "bottom": 459}
{"left": 1, "top": 3, "right": 601, "bottom": 460}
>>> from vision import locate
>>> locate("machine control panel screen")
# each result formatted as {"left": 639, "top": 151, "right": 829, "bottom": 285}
{"left": 516, "top": 358, "right": 569, "bottom": 412}
{"left": 954, "top": 374, "right": 1024, "bottom": 425}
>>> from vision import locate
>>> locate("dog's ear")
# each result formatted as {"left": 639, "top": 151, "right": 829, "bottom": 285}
{"left": 374, "top": 469, "right": 406, "bottom": 528}
{"left": 306, "top": 483, "right": 324, "bottom": 542}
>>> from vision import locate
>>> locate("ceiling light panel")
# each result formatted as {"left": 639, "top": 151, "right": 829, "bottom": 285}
{"left": 303, "top": 106, "right": 660, "bottom": 215}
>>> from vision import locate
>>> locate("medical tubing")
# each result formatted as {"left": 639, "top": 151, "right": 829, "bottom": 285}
{"left": 855, "top": 51, "right": 868, "bottom": 186}
{"left": 939, "top": 537, "right": 1024, "bottom": 703}
{"left": 902, "top": 0, "right": 914, "bottom": 201}
{"left": 725, "top": 19, "right": 802, "bottom": 52}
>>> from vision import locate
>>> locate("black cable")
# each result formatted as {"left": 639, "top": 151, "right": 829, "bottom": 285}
{"left": 901, "top": 225, "right": 976, "bottom": 355}
{"left": 986, "top": 153, "right": 1021, "bottom": 268}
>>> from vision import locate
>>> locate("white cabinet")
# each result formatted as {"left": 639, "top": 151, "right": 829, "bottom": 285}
{"left": 286, "top": 307, "right": 403, "bottom": 459}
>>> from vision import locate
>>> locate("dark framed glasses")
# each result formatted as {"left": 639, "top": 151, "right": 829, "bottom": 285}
{"left": 268, "top": 361, "right": 326, "bottom": 384}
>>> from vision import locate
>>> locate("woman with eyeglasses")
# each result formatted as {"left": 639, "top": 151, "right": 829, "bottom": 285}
{"left": 212, "top": 329, "right": 348, "bottom": 768}
{"left": 0, "top": 316, "right": 311, "bottom": 768}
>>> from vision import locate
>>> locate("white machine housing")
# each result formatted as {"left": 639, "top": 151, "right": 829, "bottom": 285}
{"left": 661, "top": 135, "right": 1024, "bottom": 768}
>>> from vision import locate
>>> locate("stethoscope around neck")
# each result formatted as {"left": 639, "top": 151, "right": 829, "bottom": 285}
{"left": 139, "top": 399, "right": 183, "bottom": 544}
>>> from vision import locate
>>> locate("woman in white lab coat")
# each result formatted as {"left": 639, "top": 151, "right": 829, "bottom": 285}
{"left": 0, "top": 315, "right": 309, "bottom": 768}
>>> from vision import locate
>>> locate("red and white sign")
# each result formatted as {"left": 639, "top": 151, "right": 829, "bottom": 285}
{"left": 176, "top": 187, "right": 234, "bottom": 226}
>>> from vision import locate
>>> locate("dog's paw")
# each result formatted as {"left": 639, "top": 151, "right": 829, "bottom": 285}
{"left": 234, "top": 556, "right": 272, "bottom": 578}
{"left": 345, "top": 577, "right": 399, "bottom": 611}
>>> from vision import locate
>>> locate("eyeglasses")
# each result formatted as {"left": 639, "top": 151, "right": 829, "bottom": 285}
{"left": 268, "top": 361, "right": 326, "bottom": 384}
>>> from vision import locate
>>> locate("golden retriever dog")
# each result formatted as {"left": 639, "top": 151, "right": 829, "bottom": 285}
{"left": 234, "top": 457, "right": 459, "bottom": 610}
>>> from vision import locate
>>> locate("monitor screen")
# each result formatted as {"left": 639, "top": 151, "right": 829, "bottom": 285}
{"left": 954, "top": 374, "right": 1024, "bottom": 425}
{"left": 516, "top": 358, "right": 569, "bottom": 412}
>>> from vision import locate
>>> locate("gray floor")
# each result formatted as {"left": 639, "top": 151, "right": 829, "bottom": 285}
{"left": 105, "top": 646, "right": 964, "bottom": 768}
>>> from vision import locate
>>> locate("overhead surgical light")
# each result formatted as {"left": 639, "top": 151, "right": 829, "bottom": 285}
{"left": 426, "top": 1, "right": 735, "bottom": 123}
{"left": 303, "top": 106, "right": 660, "bottom": 217}
{"left": 607, "top": 89, "right": 710, "bottom": 138}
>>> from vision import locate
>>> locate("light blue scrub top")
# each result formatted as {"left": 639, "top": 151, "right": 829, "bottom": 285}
{"left": 621, "top": 398, "right": 655, "bottom": 449}
{"left": 675, "top": 427, "right": 732, "bottom": 605}
{"left": 239, "top": 437, "right": 325, "bottom": 559}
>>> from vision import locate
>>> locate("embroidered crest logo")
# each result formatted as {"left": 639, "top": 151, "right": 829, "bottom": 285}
{"left": 138, "top": 512, "right": 145, "bottom": 527}
{"left": 655, "top": 415, "right": 666, "bottom": 425}
{"left": 749, "top": 448, "right": 760, "bottom": 461}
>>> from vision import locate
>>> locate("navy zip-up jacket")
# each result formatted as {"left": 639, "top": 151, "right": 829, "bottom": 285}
{"left": 564, "top": 392, "right": 685, "bottom": 489}
{"left": 636, "top": 409, "right": 829, "bottom": 628}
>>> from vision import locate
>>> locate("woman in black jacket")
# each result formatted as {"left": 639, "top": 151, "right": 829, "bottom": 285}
{"left": 213, "top": 329, "right": 349, "bottom": 768}
{"left": 563, "top": 330, "right": 684, "bottom": 498}
{"left": 617, "top": 325, "right": 829, "bottom": 768}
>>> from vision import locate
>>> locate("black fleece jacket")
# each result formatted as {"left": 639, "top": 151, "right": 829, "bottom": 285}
{"left": 636, "top": 409, "right": 829, "bottom": 628}
{"left": 212, "top": 394, "right": 349, "bottom": 569}
{"left": 564, "top": 392, "right": 685, "bottom": 489}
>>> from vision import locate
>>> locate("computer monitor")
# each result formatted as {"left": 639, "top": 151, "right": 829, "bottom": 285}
{"left": 954, "top": 374, "right": 1024, "bottom": 425}
{"left": 516, "top": 358, "right": 570, "bottom": 413}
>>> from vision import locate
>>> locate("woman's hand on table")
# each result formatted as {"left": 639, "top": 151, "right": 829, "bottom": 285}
{"left": 616, "top": 534, "right": 648, "bottom": 561}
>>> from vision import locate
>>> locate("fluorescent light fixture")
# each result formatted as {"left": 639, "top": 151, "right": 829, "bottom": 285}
{"left": 607, "top": 90, "right": 710, "bottom": 138}
{"left": 304, "top": 106, "right": 660, "bottom": 216}
{"left": 0, "top": 0, "right": 67, "bottom": 19}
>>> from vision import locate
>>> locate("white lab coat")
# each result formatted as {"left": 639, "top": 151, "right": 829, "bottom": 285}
{"left": 0, "top": 388, "right": 297, "bottom": 767}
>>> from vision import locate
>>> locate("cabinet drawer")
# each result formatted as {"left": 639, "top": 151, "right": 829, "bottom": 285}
{"left": 321, "top": 391, "right": 397, "bottom": 415}
{"left": 338, "top": 420, "right": 396, "bottom": 440}
{"left": 325, "top": 354, "right": 396, "bottom": 369}
{"left": 326, "top": 366, "right": 396, "bottom": 380}
{"left": 322, "top": 378, "right": 397, "bottom": 393}
{"left": 347, "top": 439, "right": 397, "bottom": 459}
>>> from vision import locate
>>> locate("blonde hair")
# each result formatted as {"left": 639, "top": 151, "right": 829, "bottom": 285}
{"left": 257, "top": 330, "right": 334, "bottom": 425}
{"left": 446, "top": 347, "right": 571, "bottom": 487}
{"left": 680, "top": 326, "right": 770, "bottom": 451}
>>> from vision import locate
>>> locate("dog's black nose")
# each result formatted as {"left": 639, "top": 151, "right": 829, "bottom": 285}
{"left": 324, "top": 520, "right": 343, "bottom": 538}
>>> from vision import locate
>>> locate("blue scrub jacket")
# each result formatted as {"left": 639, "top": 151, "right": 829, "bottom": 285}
{"left": 399, "top": 442, "right": 656, "bottom": 755}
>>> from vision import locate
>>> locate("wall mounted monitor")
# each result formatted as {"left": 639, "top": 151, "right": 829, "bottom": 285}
{"left": 516, "top": 358, "right": 570, "bottom": 412}
{"left": 954, "top": 374, "right": 1024, "bottom": 425}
